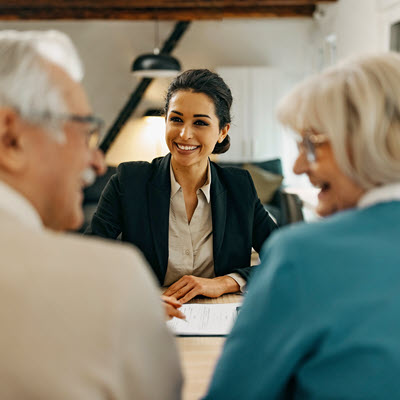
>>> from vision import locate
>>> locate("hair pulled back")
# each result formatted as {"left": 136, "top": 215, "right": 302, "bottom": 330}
{"left": 164, "top": 69, "right": 232, "bottom": 154}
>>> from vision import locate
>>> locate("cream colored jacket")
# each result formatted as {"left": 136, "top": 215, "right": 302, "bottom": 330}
{"left": 0, "top": 182, "right": 182, "bottom": 400}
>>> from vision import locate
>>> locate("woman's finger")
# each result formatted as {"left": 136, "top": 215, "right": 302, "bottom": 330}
{"left": 161, "top": 295, "right": 182, "bottom": 308}
{"left": 165, "top": 304, "right": 186, "bottom": 320}
{"left": 174, "top": 282, "right": 195, "bottom": 301}
{"left": 163, "top": 276, "right": 189, "bottom": 297}
{"left": 179, "top": 287, "right": 199, "bottom": 304}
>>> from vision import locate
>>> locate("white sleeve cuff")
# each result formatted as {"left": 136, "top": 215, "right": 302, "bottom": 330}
{"left": 227, "top": 273, "right": 247, "bottom": 293}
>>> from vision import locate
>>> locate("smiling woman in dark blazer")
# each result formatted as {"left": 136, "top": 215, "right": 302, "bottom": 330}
{"left": 86, "top": 69, "right": 277, "bottom": 303}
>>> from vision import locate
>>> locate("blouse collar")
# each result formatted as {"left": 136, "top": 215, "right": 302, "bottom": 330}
{"left": 169, "top": 159, "right": 212, "bottom": 203}
{"left": 358, "top": 182, "right": 400, "bottom": 209}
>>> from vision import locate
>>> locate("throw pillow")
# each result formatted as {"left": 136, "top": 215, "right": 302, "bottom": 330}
{"left": 243, "top": 163, "right": 283, "bottom": 204}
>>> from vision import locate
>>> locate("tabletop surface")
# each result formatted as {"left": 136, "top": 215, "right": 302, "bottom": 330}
{"left": 177, "top": 293, "right": 243, "bottom": 400}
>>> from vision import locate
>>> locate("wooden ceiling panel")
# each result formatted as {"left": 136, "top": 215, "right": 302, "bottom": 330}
{"left": 0, "top": 0, "right": 338, "bottom": 20}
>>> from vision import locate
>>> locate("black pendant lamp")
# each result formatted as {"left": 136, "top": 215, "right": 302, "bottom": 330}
{"left": 132, "top": 21, "right": 181, "bottom": 78}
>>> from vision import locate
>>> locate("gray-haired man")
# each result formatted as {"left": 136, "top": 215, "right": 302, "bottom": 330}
{"left": 0, "top": 30, "right": 181, "bottom": 400}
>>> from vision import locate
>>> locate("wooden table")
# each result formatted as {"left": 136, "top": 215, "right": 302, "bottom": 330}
{"left": 177, "top": 293, "right": 243, "bottom": 400}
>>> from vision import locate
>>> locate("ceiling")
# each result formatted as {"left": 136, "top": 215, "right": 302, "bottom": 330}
{"left": 0, "top": 1, "right": 338, "bottom": 20}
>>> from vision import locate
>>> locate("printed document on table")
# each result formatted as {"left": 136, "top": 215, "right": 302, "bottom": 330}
{"left": 167, "top": 303, "right": 242, "bottom": 336}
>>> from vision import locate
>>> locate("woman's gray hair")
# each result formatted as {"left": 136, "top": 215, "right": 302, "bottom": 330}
{"left": 277, "top": 52, "right": 400, "bottom": 190}
{"left": 0, "top": 30, "right": 84, "bottom": 141}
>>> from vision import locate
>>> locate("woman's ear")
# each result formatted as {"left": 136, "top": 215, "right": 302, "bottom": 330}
{"left": 218, "top": 123, "right": 230, "bottom": 143}
{"left": 0, "top": 108, "right": 27, "bottom": 172}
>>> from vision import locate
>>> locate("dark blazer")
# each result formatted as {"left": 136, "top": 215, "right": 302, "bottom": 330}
{"left": 86, "top": 154, "right": 277, "bottom": 285}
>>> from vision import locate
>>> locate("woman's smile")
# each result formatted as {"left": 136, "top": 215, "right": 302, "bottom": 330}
{"left": 174, "top": 142, "right": 200, "bottom": 153}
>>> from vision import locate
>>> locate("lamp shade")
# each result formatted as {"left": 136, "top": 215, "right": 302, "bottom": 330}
{"left": 143, "top": 108, "right": 164, "bottom": 117}
{"left": 132, "top": 53, "right": 181, "bottom": 78}
{"left": 105, "top": 114, "right": 168, "bottom": 165}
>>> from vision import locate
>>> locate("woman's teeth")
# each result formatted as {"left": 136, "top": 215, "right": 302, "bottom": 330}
{"left": 313, "top": 182, "right": 330, "bottom": 191}
{"left": 176, "top": 144, "right": 198, "bottom": 151}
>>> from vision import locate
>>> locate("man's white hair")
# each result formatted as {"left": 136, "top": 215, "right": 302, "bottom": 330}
{"left": 0, "top": 30, "right": 84, "bottom": 140}
{"left": 277, "top": 52, "right": 400, "bottom": 190}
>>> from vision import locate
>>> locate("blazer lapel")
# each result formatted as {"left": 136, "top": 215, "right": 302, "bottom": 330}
{"left": 210, "top": 162, "right": 227, "bottom": 262}
{"left": 148, "top": 154, "right": 171, "bottom": 282}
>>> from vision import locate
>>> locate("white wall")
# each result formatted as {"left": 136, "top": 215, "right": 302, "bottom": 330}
{"left": 377, "top": 0, "right": 400, "bottom": 50}
{"left": 315, "top": 0, "right": 380, "bottom": 61}
{"left": 315, "top": 0, "right": 400, "bottom": 59}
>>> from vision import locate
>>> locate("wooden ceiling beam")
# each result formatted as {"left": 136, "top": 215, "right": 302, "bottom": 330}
{"left": 0, "top": 1, "right": 338, "bottom": 20}
{"left": 0, "top": 0, "right": 338, "bottom": 6}
{"left": 0, "top": 7, "right": 315, "bottom": 20}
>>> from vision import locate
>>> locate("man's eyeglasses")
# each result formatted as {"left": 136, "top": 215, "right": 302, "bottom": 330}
{"left": 296, "top": 131, "right": 329, "bottom": 162}
{"left": 26, "top": 112, "right": 104, "bottom": 149}
{"left": 53, "top": 114, "right": 104, "bottom": 149}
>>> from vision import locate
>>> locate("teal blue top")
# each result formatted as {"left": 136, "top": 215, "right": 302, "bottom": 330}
{"left": 204, "top": 201, "right": 400, "bottom": 399}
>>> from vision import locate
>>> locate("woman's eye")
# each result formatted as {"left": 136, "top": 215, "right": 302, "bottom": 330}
{"left": 170, "top": 116, "right": 182, "bottom": 123}
{"left": 194, "top": 120, "right": 209, "bottom": 126}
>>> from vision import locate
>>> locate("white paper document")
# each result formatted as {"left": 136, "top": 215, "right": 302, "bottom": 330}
{"left": 166, "top": 303, "right": 241, "bottom": 336}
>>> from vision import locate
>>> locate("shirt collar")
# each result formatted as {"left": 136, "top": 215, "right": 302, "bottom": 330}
{"left": 358, "top": 182, "right": 400, "bottom": 209}
{"left": 169, "top": 159, "right": 212, "bottom": 203}
{"left": 169, "top": 163, "right": 181, "bottom": 198}
{"left": 0, "top": 180, "right": 43, "bottom": 231}
{"left": 201, "top": 164, "right": 212, "bottom": 203}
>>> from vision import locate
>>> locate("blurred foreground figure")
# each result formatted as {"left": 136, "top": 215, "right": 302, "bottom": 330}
{"left": 204, "top": 52, "right": 400, "bottom": 399}
{"left": 0, "top": 30, "right": 181, "bottom": 400}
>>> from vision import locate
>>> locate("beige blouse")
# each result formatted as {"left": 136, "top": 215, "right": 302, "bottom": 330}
{"left": 163, "top": 162, "right": 246, "bottom": 291}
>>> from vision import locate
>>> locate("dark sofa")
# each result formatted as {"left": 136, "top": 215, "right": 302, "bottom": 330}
{"left": 216, "top": 158, "right": 303, "bottom": 226}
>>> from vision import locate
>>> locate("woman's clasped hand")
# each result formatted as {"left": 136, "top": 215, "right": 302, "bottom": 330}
{"left": 163, "top": 275, "right": 240, "bottom": 304}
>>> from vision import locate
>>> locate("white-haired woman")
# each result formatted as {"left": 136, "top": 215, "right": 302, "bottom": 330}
{"left": 204, "top": 52, "right": 400, "bottom": 400}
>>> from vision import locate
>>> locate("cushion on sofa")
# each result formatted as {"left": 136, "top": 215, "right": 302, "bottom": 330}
{"left": 243, "top": 163, "right": 283, "bottom": 204}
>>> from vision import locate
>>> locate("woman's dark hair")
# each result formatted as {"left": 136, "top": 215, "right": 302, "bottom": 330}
{"left": 164, "top": 69, "right": 232, "bottom": 154}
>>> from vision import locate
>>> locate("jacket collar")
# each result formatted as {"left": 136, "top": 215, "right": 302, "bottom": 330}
{"left": 148, "top": 154, "right": 172, "bottom": 282}
{"left": 210, "top": 162, "right": 227, "bottom": 261}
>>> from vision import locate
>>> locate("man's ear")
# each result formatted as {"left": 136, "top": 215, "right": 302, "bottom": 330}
{"left": 0, "top": 108, "right": 27, "bottom": 172}
{"left": 218, "top": 123, "right": 230, "bottom": 143}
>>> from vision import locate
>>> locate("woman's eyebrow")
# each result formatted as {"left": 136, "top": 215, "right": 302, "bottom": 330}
{"left": 170, "top": 110, "right": 212, "bottom": 119}
{"left": 194, "top": 114, "right": 211, "bottom": 119}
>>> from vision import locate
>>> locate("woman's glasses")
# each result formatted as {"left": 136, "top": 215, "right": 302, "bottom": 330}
{"left": 296, "top": 131, "right": 329, "bottom": 162}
